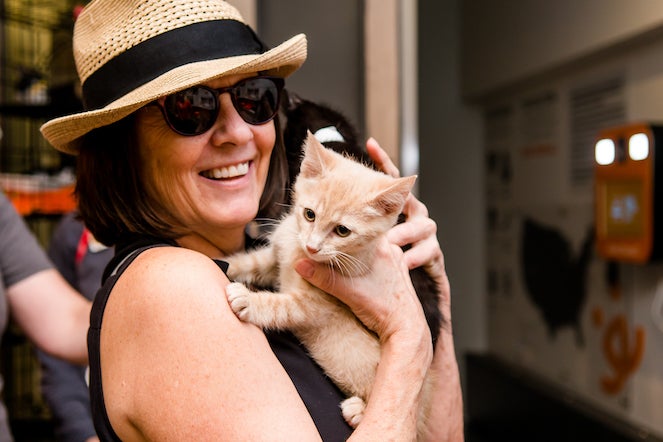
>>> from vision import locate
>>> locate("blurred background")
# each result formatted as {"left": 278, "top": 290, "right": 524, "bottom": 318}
{"left": 2, "top": 0, "right": 663, "bottom": 441}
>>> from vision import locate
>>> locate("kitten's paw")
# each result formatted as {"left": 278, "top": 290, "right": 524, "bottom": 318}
{"left": 341, "top": 396, "right": 366, "bottom": 428}
{"left": 225, "top": 282, "right": 251, "bottom": 321}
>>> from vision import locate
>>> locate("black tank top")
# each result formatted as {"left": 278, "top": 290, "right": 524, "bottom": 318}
{"left": 88, "top": 236, "right": 352, "bottom": 441}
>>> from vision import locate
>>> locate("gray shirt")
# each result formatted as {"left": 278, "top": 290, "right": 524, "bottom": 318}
{"left": 0, "top": 191, "right": 52, "bottom": 441}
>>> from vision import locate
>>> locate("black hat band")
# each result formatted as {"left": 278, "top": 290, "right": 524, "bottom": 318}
{"left": 82, "top": 19, "right": 267, "bottom": 110}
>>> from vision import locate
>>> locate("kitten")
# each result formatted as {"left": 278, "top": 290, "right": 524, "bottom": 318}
{"left": 225, "top": 133, "right": 433, "bottom": 435}
{"left": 280, "top": 90, "right": 443, "bottom": 348}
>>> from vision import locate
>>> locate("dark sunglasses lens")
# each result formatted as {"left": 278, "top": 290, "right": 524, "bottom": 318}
{"left": 232, "top": 78, "right": 282, "bottom": 124}
{"left": 163, "top": 87, "right": 217, "bottom": 135}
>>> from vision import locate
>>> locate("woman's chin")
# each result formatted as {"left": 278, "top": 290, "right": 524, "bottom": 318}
{"left": 211, "top": 203, "right": 259, "bottom": 228}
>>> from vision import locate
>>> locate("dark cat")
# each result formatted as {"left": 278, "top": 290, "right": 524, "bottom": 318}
{"left": 281, "top": 89, "right": 373, "bottom": 191}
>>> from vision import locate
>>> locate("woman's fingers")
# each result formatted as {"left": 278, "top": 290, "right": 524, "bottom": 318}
{"left": 364, "top": 135, "right": 449, "bottom": 306}
{"left": 366, "top": 137, "right": 400, "bottom": 178}
{"left": 295, "top": 237, "right": 424, "bottom": 340}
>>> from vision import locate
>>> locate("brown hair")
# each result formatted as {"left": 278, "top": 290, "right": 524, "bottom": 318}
{"left": 76, "top": 114, "right": 289, "bottom": 247}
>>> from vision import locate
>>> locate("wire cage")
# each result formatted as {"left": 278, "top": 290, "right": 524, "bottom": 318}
{"left": 1, "top": 0, "right": 80, "bottom": 215}
{"left": 0, "top": 0, "right": 84, "bottom": 433}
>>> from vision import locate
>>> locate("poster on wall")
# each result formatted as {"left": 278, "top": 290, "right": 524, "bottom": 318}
{"left": 483, "top": 81, "right": 661, "bottom": 434}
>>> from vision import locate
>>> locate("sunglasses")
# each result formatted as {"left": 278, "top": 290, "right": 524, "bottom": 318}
{"left": 151, "top": 76, "right": 284, "bottom": 136}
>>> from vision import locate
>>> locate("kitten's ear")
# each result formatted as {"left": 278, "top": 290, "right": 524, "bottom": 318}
{"left": 371, "top": 175, "right": 417, "bottom": 215}
{"left": 300, "top": 131, "right": 331, "bottom": 178}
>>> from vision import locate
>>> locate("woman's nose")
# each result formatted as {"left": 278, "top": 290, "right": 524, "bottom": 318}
{"left": 210, "top": 93, "right": 253, "bottom": 145}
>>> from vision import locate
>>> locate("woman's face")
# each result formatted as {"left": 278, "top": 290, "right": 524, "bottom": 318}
{"left": 135, "top": 73, "right": 276, "bottom": 242}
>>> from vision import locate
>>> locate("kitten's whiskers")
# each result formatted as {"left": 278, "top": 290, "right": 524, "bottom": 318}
{"left": 333, "top": 252, "right": 369, "bottom": 277}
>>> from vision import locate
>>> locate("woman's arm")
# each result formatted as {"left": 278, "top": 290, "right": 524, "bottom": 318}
{"left": 366, "top": 137, "right": 465, "bottom": 441}
{"left": 102, "top": 247, "right": 322, "bottom": 441}
{"left": 427, "top": 283, "right": 464, "bottom": 442}
{"left": 390, "top": 199, "right": 464, "bottom": 440}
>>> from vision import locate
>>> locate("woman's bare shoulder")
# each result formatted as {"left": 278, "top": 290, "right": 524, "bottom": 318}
{"left": 105, "top": 245, "right": 241, "bottom": 351}
{"left": 103, "top": 245, "right": 253, "bottom": 382}
{"left": 102, "top": 246, "right": 320, "bottom": 439}
{"left": 109, "top": 246, "right": 228, "bottom": 311}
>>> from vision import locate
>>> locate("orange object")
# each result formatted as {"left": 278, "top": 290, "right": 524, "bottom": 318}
{"left": 594, "top": 123, "right": 662, "bottom": 263}
{"left": 4, "top": 184, "right": 76, "bottom": 216}
{"left": 600, "top": 314, "right": 645, "bottom": 395}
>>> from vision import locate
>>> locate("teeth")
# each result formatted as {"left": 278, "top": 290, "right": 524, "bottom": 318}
{"left": 204, "top": 162, "right": 249, "bottom": 179}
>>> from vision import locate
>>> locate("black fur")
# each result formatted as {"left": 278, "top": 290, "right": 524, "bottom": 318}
{"left": 280, "top": 89, "right": 444, "bottom": 347}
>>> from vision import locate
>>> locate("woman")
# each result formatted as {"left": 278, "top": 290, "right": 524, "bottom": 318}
{"left": 41, "top": 0, "right": 463, "bottom": 440}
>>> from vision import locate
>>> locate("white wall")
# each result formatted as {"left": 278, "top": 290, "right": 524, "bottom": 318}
{"left": 463, "top": 0, "right": 663, "bottom": 436}
{"left": 461, "top": 0, "right": 663, "bottom": 99}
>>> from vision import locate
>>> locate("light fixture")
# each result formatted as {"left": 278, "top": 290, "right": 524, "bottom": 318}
{"left": 629, "top": 133, "right": 649, "bottom": 161}
{"left": 595, "top": 138, "right": 616, "bottom": 165}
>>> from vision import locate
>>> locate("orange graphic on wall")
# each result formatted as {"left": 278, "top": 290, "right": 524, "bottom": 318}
{"left": 592, "top": 307, "right": 646, "bottom": 395}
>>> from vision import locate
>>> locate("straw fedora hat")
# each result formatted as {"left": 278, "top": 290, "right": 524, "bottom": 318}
{"left": 41, "top": 0, "right": 307, "bottom": 155}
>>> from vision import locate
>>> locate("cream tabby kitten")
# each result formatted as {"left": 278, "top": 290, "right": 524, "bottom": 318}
{"left": 225, "top": 133, "right": 431, "bottom": 435}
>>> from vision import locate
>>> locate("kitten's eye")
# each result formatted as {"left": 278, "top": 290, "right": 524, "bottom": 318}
{"left": 335, "top": 225, "right": 351, "bottom": 237}
{"left": 303, "top": 208, "right": 316, "bottom": 222}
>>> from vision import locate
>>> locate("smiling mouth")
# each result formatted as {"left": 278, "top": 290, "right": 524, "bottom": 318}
{"left": 200, "top": 161, "right": 250, "bottom": 180}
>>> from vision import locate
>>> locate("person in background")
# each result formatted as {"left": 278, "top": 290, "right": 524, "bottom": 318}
{"left": 37, "top": 212, "right": 112, "bottom": 442}
{"left": 0, "top": 191, "right": 90, "bottom": 442}
{"left": 40, "top": 0, "right": 464, "bottom": 440}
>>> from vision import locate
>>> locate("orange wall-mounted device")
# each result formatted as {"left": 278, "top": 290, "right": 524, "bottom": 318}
{"left": 594, "top": 123, "right": 662, "bottom": 263}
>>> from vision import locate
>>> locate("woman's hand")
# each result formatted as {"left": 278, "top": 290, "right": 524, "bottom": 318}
{"left": 294, "top": 215, "right": 433, "bottom": 440}
{"left": 366, "top": 137, "right": 450, "bottom": 317}
{"left": 294, "top": 236, "right": 429, "bottom": 344}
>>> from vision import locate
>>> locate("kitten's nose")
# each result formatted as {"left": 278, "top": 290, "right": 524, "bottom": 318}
{"left": 306, "top": 245, "right": 319, "bottom": 255}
